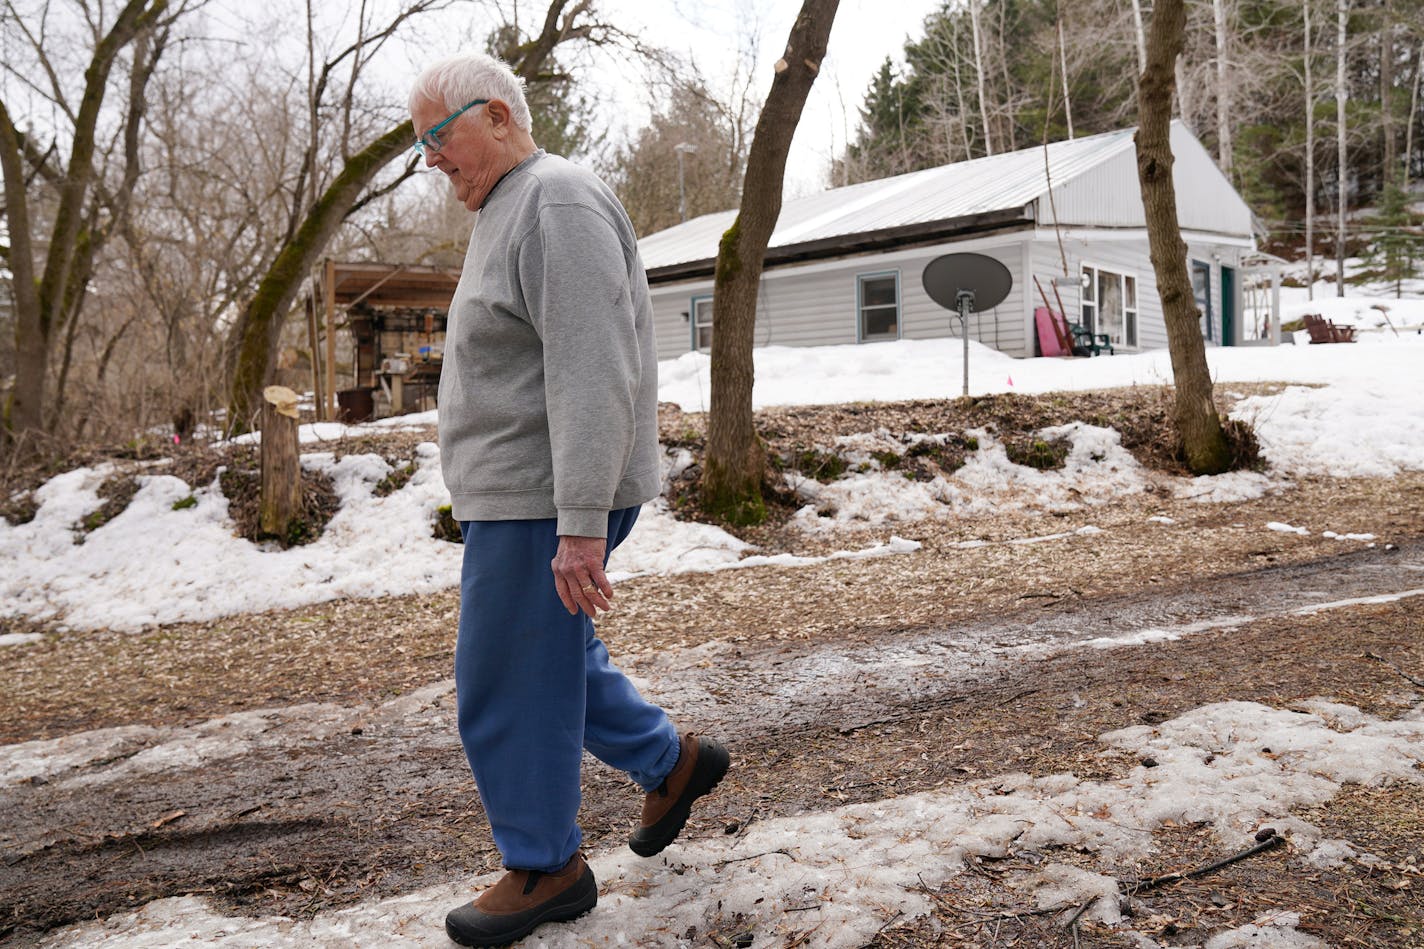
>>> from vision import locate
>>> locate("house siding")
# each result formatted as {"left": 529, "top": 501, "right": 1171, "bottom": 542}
{"left": 642, "top": 123, "right": 1262, "bottom": 362}
{"left": 651, "top": 236, "right": 1035, "bottom": 360}
{"left": 1026, "top": 231, "right": 1253, "bottom": 351}
{"left": 1045, "top": 125, "right": 1254, "bottom": 237}
{"left": 1028, "top": 234, "right": 1166, "bottom": 352}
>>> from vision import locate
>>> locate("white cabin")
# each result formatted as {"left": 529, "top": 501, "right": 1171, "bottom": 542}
{"left": 638, "top": 122, "right": 1279, "bottom": 360}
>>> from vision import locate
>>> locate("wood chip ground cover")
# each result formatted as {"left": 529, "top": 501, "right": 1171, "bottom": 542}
{"left": 2, "top": 389, "right": 1423, "bottom": 947}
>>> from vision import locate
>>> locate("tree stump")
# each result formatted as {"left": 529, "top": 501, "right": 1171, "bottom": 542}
{"left": 260, "top": 385, "right": 302, "bottom": 540}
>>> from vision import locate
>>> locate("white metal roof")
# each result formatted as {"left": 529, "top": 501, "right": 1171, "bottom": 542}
{"left": 637, "top": 122, "right": 1250, "bottom": 278}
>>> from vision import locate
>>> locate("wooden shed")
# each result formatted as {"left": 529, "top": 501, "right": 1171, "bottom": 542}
{"left": 310, "top": 260, "right": 460, "bottom": 421}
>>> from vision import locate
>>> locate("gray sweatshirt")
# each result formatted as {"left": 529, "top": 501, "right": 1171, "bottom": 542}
{"left": 438, "top": 150, "right": 661, "bottom": 538}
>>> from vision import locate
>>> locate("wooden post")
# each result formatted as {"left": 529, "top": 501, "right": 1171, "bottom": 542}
{"left": 306, "top": 291, "right": 324, "bottom": 421}
{"left": 261, "top": 385, "right": 302, "bottom": 540}
{"left": 324, "top": 258, "right": 338, "bottom": 421}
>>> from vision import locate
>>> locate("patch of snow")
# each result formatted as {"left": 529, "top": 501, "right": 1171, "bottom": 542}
{"left": 7, "top": 318, "right": 1424, "bottom": 631}
{"left": 1203, "top": 912, "right": 1328, "bottom": 949}
{"left": 40, "top": 698, "right": 1423, "bottom": 948}
{"left": 1173, "top": 471, "right": 1274, "bottom": 503}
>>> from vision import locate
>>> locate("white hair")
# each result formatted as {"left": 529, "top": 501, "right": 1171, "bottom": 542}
{"left": 409, "top": 53, "right": 532, "bottom": 132}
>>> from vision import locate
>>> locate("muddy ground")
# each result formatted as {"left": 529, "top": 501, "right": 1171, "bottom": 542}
{"left": 2, "top": 396, "right": 1423, "bottom": 947}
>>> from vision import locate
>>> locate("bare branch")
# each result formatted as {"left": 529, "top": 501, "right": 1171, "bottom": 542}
{"left": 2, "top": 0, "right": 77, "bottom": 122}
{"left": 345, "top": 160, "right": 418, "bottom": 218}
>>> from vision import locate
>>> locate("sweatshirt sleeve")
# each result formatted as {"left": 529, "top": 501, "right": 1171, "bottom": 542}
{"left": 518, "top": 202, "right": 641, "bottom": 538}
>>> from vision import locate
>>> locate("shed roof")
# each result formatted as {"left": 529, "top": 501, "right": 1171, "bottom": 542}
{"left": 638, "top": 121, "right": 1249, "bottom": 283}
{"left": 325, "top": 261, "right": 461, "bottom": 310}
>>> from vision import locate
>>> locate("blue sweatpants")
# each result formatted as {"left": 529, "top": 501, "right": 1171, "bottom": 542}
{"left": 456, "top": 506, "right": 680, "bottom": 872}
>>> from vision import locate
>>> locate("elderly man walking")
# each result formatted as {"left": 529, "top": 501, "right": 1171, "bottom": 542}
{"left": 409, "top": 54, "right": 730, "bottom": 947}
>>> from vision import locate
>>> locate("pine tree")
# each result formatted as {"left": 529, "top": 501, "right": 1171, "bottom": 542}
{"left": 1366, "top": 180, "right": 1422, "bottom": 297}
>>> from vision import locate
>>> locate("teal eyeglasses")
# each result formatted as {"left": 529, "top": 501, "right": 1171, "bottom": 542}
{"left": 413, "top": 99, "right": 489, "bottom": 156}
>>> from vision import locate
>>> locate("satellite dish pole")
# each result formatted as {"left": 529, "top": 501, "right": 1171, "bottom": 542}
{"left": 922, "top": 253, "right": 1014, "bottom": 397}
{"left": 954, "top": 289, "right": 978, "bottom": 395}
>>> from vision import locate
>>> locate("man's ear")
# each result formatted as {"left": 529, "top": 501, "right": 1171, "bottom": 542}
{"left": 485, "top": 99, "right": 513, "bottom": 137}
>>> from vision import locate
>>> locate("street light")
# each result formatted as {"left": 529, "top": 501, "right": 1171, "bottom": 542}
{"left": 674, "top": 142, "right": 697, "bottom": 222}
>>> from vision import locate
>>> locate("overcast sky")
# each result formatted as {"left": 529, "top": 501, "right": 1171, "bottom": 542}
{"left": 599, "top": 0, "right": 945, "bottom": 194}
{"left": 201, "top": 0, "right": 944, "bottom": 196}
{"left": 0, "top": 0, "right": 945, "bottom": 229}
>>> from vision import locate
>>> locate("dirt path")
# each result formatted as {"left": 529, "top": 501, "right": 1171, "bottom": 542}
{"left": 4, "top": 540, "right": 1422, "bottom": 946}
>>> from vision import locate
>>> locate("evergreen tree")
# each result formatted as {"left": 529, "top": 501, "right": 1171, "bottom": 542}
{"left": 835, "top": 0, "right": 1424, "bottom": 265}
{"left": 1366, "top": 180, "right": 1422, "bottom": 297}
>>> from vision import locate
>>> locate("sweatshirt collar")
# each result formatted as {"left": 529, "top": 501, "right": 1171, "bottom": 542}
{"left": 480, "top": 148, "right": 546, "bottom": 209}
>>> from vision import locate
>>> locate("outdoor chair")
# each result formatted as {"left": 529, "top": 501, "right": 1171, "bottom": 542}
{"left": 1069, "top": 322, "right": 1114, "bottom": 356}
{"left": 1302, "top": 313, "right": 1356, "bottom": 344}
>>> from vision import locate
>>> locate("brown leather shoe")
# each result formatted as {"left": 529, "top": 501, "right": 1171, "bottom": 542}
{"left": 444, "top": 852, "right": 596, "bottom": 947}
{"left": 629, "top": 733, "right": 730, "bottom": 857}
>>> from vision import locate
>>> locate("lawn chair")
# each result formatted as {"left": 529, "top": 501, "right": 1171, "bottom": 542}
{"left": 1069, "top": 321, "right": 1114, "bottom": 356}
{"left": 1302, "top": 313, "right": 1356, "bottom": 343}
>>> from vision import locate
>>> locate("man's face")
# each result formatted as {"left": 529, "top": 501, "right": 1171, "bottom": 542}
{"left": 412, "top": 95, "right": 506, "bottom": 211}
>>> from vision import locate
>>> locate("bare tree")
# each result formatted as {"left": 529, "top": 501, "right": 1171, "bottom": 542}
{"left": 1056, "top": 5, "right": 1073, "bottom": 139}
{"left": 1130, "top": 0, "right": 1147, "bottom": 74}
{"left": 1305, "top": 0, "right": 1318, "bottom": 298}
{"left": 92, "top": 49, "right": 318, "bottom": 444}
{"left": 1136, "top": 0, "right": 1232, "bottom": 475}
{"left": 224, "top": 0, "right": 630, "bottom": 434}
{"left": 968, "top": 0, "right": 993, "bottom": 155}
{"left": 1335, "top": 0, "right": 1348, "bottom": 295}
{"left": 902, "top": 15, "right": 977, "bottom": 167}
{"left": 604, "top": 79, "right": 748, "bottom": 236}
{"left": 1212, "top": 0, "right": 1234, "bottom": 178}
{"left": 702, "top": 0, "right": 837, "bottom": 524}
{"left": 1, "top": 0, "right": 184, "bottom": 454}
{"left": 1379, "top": 0, "right": 1396, "bottom": 179}
{"left": 223, "top": 0, "right": 451, "bottom": 433}
{"left": 1407, "top": 40, "right": 1423, "bottom": 188}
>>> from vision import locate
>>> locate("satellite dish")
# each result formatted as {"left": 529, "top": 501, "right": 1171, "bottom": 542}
{"left": 921, "top": 253, "right": 1012, "bottom": 312}
{"left": 921, "top": 253, "right": 1014, "bottom": 398}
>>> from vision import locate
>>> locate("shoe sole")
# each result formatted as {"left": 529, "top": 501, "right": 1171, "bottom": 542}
{"left": 445, "top": 869, "right": 597, "bottom": 947}
{"left": 629, "top": 737, "right": 731, "bottom": 857}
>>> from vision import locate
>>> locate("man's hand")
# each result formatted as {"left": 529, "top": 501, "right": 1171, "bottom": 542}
{"left": 551, "top": 535, "right": 612, "bottom": 617}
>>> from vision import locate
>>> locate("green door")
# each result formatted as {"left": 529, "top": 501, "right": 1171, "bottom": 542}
{"left": 1220, "top": 265, "right": 1236, "bottom": 346}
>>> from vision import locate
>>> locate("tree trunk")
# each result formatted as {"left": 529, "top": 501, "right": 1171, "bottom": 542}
{"left": 1175, "top": 57, "right": 1192, "bottom": 129}
{"left": 1305, "top": 0, "right": 1316, "bottom": 299}
{"left": 1335, "top": 0, "right": 1348, "bottom": 296}
{"left": 1131, "top": 0, "right": 1147, "bottom": 76}
{"left": 1135, "top": 0, "right": 1232, "bottom": 476}
{"left": 1212, "top": 0, "right": 1234, "bottom": 178}
{"left": 1057, "top": 11, "right": 1074, "bottom": 139}
{"left": 702, "top": 0, "right": 837, "bottom": 525}
{"left": 969, "top": 0, "right": 993, "bottom": 155}
{"left": 1380, "top": 0, "right": 1395, "bottom": 180}
{"left": 0, "top": 101, "right": 45, "bottom": 445}
{"left": 225, "top": 121, "right": 412, "bottom": 433}
{"left": 260, "top": 386, "right": 303, "bottom": 540}
{"left": 1405, "top": 41, "right": 1423, "bottom": 188}
{"left": 952, "top": 20, "right": 973, "bottom": 160}
{"left": 1, "top": 0, "right": 170, "bottom": 451}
